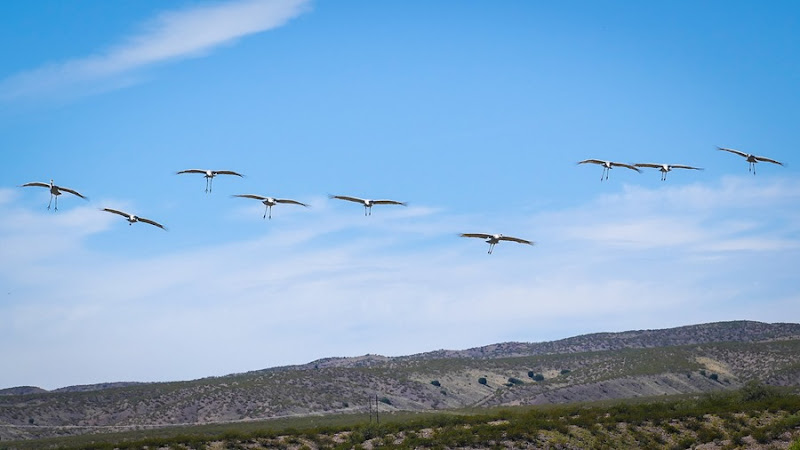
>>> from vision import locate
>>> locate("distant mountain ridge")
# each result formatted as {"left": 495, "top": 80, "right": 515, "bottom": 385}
{"left": 2, "top": 320, "right": 799, "bottom": 442}
{"left": 303, "top": 320, "right": 800, "bottom": 369}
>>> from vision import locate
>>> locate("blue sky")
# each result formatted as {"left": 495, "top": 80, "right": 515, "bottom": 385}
{"left": 1, "top": 0, "right": 799, "bottom": 390}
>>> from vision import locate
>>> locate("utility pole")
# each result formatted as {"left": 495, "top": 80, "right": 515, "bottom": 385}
{"left": 375, "top": 393, "right": 380, "bottom": 424}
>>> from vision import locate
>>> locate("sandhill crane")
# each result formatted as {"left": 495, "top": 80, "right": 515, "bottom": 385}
{"left": 176, "top": 169, "right": 243, "bottom": 193}
{"left": 329, "top": 195, "right": 407, "bottom": 216}
{"left": 232, "top": 194, "right": 309, "bottom": 219}
{"left": 578, "top": 159, "right": 641, "bottom": 181}
{"left": 717, "top": 147, "right": 784, "bottom": 174}
{"left": 460, "top": 233, "right": 534, "bottom": 254}
{"left": 102, "top": 208, "right": 167, "bottom": 230}
{"left": 20, "top": 179, "right": 88, "bottom": 211}
{"left": 634, "top": 163, "right": 703, "bottom": 181}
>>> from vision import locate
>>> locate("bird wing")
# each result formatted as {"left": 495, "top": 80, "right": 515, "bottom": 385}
{"left": 276, "top": 199, "right": 309, "bottom": 207}
{"left": 232, "top": 194, "right": 266, "bottom": 201}
{"left": 460, "top": 233, "right": 492, "bottom": 239}
{"left": 372, "top": 200, "right": 407, "bottom": 206}
{"left": 20, "top": 181, "right": 50, "bottom": 188}
{"left": 138, "top": 217, "right": 167, "bottom": 230}
{"left": 330, "top": 195, "right": 365, "bottom": 204}
{"left": 754, "top": 155, "right": 783, "bottom": 166}
{"left": 102, "top": 208, "right": 130, "bottom": 218}
{"left": 577, "top": 159, "right": 606, "bottom": 166}
{"left": 610, "top": 162, "right": 641, "bottom": 172}
{"left": 717, "top": 147, "right": 747, "bottom": 158}
{"left": 57, "top": 186, "right": 88, "bottom": 199}
{"left": 671, "top": 164, "right": 703, "bottom": 170}
{"left": 498, "top": 235, "right": 535, "bottom": 245}
{"left": 176, "top": 169, "right": 207, "bottom": 175}
{"left": 633, "top": 163, "right": 661, "bottom": 169}
{"left": 215, "top": 170, "right": 244, "bottom": 177}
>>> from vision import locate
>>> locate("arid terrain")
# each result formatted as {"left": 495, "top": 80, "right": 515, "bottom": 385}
{"left": 1, "top": 320, "right": 799, "bottom": 443}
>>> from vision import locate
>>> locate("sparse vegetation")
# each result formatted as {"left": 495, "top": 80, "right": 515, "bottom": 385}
{"left": 3, "top": 387, "right": 798, "bottom": 449}
{"left": 2, "top": 321, "right": 799, "bottom": 445}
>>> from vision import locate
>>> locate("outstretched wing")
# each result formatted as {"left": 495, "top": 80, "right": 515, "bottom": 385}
{"left": 372, "top": 200, "right": 407, "bottom": 206}
{"left": 671, "top": 164, "right": 703, "bottom": 170}
{"left": 754, "top": 155, "right": 783, "bottom": 166}
{"left": 610, "top": 162, "right": 641, "bottom": 172}
{"left": 633, "top": 163, "right": 662, "bottom": 169}
{"left": 20, "top": 181, "right": 50, "bottom": 189}
{"left": 215, "top": 170, "right": 244, "bottom": 177}
{"left": 460, "top": 233, "right": 492, "bottom": 239}
{"left": 498, "top": 235, "right": 535, "bottom": 245}
{"left": 276, "top": 199, "right": 309, "bottom": 207}
{"left": 330, "top": 195, "right": 365, "bottom": 204}
{"left": 232, "top": 194, "right": 267, "bottom": 201}
{"left": 102, "top": 208, "right": 130, "bottom": 218}
{"left": 717, "top": 147, "right": 747, "bottom": 158}
{"left": 577, "top": 159, "right": 606, "bottom": 166}
{"left": 138, "top": 217, "right": 167, "bottom": 231}
{"left": 176, "top": 169, "right": 207, "bottom": 175}
{"left": 57, "top": 186, "right": 88, "bottom": 199}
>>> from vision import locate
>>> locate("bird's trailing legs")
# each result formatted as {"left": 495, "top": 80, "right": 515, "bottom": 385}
{"left": 488, "top": 243, "right": 496, "bottom": 254}
{"left": 264, "top": 205, "right": 273, "bottom": 220}
{"left": 47, "top": 195, "right": 55, "bottom": 211}
{"left": 205, "top": 177, "right": 212, "bottom": 193}
{"left": 601, "top": 167, "right": 609, "bottom": 181}
{"left": 365, "top": 205, "right": 371, "bottom": 216}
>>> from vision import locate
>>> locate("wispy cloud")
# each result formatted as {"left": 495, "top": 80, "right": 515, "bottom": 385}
{"left": 0, "top": 0, "right": 311, "bottom": 101}
{"left": 1, "top": 177, "right": 799, "bottom": 389}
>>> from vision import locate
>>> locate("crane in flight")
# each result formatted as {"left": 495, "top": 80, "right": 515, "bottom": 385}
{"left": 20, "top": 179, "right": 88, "bottom": 211}
{"left": 176, "top": 169, "right": 243, "bottom": 193}
{"left": 102, "top": 208, "right": 167, "bottom": 230}
{"left": 329, "top": 195, "right": 406, "bottom": 216}
{"left": 232, "top": 194, "right": 309, "bottom": 219}
{"left": 633, "top": 163, "right": 703, "bottom": 181}
{"left": 717, "top": 147, "right": 784, "bottom": 174}
{"left": 460, "top": 233, "right": 534, "bottom": 254}
{"left": 578, "top": 159, "right": 641, "bottom": 181}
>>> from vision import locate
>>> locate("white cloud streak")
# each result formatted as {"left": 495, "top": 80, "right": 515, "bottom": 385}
{"left": 1, "top": 177, "right": 799, "bottom": 389}
{"left": 0, "top": 0, "right": 311, "bottom": 101}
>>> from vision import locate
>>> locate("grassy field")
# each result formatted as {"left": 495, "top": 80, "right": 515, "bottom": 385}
{"left": 3, "top": 382, "right": 800, "bottom": 449}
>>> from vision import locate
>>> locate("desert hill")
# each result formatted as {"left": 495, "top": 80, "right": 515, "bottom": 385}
{"left": 1, "top": 320, "right": 799, "bottom": 441}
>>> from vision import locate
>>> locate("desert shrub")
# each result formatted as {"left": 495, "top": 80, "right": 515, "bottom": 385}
{"left": 478, "top": 377, "right": 487, "bottom": 385}
{"left": 675, "top": 435, "right": 697, "bottom": 449}
{"left": 695, "top": 425, "right": 723, "bottom": 443}
{"left": 709, "top": 373, "right": 719, "bottom": 381}
{"left": 740, "top": 380, "right": 779, "bottom": 402}
{"left": 379, "top": 397, "right": 392, "bottom": 405}
{"left": 430, "top": 380, "right": 441, "bottom": 387}
{"left": 560, "top": 369, "right": 571, "bottom": 375}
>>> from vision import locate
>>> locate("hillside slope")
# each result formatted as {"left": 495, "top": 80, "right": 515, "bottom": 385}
{"left": 1, "top": 320, "right": 799, "bottom": 441}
